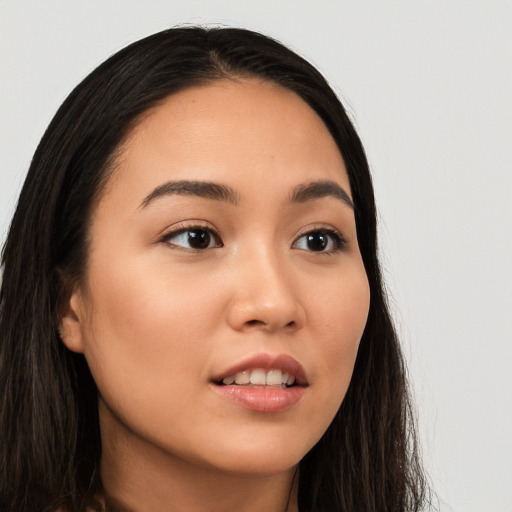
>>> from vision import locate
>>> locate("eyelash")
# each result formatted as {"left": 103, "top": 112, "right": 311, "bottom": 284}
{"left": 160, "top": 224, "right": 347, "bottom": 254}
{"left": 160, "top": 223, "right": 222, "bottom": 251}
{"left": 294, "top": 227, "right": 347, "bottom": 253}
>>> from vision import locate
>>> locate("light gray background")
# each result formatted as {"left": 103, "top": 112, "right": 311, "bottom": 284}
{"left": 1, "top": 1, "right": 511, "bottom": 510}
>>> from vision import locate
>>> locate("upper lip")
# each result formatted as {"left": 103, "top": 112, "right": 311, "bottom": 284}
{"left": 212, "top": 353, "right": 308, "bottom": 386}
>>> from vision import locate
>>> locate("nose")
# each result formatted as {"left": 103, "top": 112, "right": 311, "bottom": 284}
{"left": 226, "top": 246, "right": 306, "bottom": 333}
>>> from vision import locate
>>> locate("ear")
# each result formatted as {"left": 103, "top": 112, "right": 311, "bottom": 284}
{"left": 59, "top": 286, "right": 87, "bottom": 354}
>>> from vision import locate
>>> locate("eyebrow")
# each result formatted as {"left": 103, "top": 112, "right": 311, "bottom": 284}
{"left": 290, "top": 180, "right": 354, "bottom": 209}
{"left": 139, "top": 180, "right": 239, "bottom": 208}
{"left": 139, "top": 178, "right": 353, "bottom": 210}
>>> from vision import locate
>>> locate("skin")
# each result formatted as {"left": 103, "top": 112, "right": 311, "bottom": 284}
{"left": 60, "top": 78, "right": 370, "bottom": 512}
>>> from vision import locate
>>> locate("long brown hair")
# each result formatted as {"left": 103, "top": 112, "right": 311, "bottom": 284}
{"left": 0, "top": 26, "right": 432, "bottom": 511}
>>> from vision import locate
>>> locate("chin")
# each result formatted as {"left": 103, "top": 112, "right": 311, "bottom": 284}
{"left": 194, "top": 429, "right": 317, "bottom": 477}
{"left": 213, "top": 454, "right": 301, "bottom": 478}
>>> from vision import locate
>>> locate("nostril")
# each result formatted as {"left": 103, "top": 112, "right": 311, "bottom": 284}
{"left": 228, "top": 299, "right": 306, "bottom": 333}
{"left": 244, "top": 319, "right": 297, "bottom": 330}
{"left": 246, "top": 319, "right": 265, "bottom": 327}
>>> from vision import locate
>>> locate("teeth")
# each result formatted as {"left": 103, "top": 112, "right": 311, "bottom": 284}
{"left": 223, "top": 375, "right": 236, "bottom": 385}
{"left": 266, "top": 369, "right": 283, "bottom": 386}
{"left": 235, "top": 370, "right": 250, "bottom": 385}
{"left": 221, "top": 368, "right": 296, "bottom": 387}
{"left": 250, "top": 369, "right": 266, "bottom": 385}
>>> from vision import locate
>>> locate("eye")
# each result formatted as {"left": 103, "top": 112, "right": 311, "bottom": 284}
{"left": 293, "top": 229, "right": 346, "bottom": 253}
{"left": 162, "top": 227, "right": 222, "bottom": 250}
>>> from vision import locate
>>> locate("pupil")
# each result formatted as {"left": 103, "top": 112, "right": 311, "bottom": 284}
{"left": 188, "top": 230, "right": 210, "bottom": 249}
{"left": 307, "top": 232, "right": 328, "bottom": 251}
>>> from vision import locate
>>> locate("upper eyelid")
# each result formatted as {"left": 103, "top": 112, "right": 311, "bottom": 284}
{"left": 159, "top": 221, "right": 218, "bottom": 238}
{"left": 293, "top": 223, "right": 346, "bottom": 240}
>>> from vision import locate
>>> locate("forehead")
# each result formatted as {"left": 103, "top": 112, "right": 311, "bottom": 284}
{"left": 102, "top": 78, "right": 350, "bottom": 206}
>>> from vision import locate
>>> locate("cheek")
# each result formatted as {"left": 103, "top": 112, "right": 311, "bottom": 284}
{"left": 80, "top": 255, "right": 222, "bottom": 405}
{"left": 90, "top": 252, "right": 219, "bottom": 338}
{"left": 306, "top": 264, "right": 370, "bottom": 398}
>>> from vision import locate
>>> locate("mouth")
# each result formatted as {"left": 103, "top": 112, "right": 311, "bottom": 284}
{"left": 215, "top": 368, "right": 300, "bottom": 388}
{"left": 210, "top": 354, "right": 308, "bottom": 412}
{"left": 211, "top": 353, "right": 309, "bottom": 389}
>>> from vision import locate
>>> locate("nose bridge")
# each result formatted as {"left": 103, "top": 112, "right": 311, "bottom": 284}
{"left": 227, "top": 240, "right": 305, "bottom": 332}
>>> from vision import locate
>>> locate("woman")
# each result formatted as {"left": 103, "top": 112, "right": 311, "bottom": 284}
{"left": 0, "top": 27, "right": 431, "bottom": 511}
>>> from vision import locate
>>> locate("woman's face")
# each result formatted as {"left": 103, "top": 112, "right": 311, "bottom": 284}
{"left": 61, "top": 79, "right": 370, "bottom": 477}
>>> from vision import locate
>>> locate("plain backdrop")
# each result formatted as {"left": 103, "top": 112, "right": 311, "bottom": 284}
{"left": 1, "top": 1, "right": 511, "bottom": 511}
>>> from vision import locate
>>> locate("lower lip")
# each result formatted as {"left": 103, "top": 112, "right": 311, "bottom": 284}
{"left": 211, "top": 384, "right": 306, "bottom": 413}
